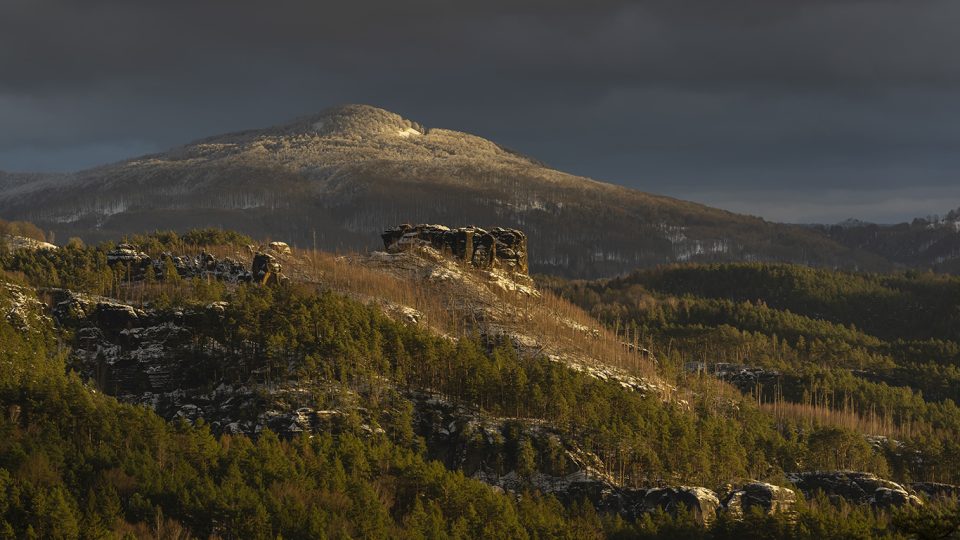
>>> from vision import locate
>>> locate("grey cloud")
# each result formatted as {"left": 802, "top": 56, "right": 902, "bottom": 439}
{"left": 676, "top": 183, "right": 960, "bottom": 224}
{"left": 5, "top": 1, "right": 959, "bottom": 92}
{"left": 1, "top": 0, "right": 958, "bottom": 222}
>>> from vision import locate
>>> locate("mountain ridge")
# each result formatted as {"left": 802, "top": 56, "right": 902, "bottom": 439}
{"left": 0, "top": 104, "right": 946, "bottom": 277}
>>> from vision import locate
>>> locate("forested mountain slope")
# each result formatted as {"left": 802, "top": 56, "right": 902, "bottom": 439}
{"left": 0, "top": 104, "right": 893, "bottom": 278}
{"left": 1, "top": 229, "right": 959, "bottom": 538}
{"left": 814, "top": 209, "right": 960, "bottom": 274}
{"left": 544, "top": 263, "right": 960, "bottom": 481}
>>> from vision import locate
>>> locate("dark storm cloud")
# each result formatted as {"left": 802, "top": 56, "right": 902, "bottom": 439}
{"left": 1, "top": 0, "right": 959, "bottom": 222}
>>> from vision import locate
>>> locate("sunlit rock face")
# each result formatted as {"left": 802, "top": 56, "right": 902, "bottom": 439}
{"left": 103, "top": 243, "right": 291, "bottom": 285}
{"left": 641, "top": 486, "right": 721, "bottom": 526}
{"left": 382, "top": 224, "right": 528, "bottom": 274}
{"left": 787, "top": 471, "right": 923, "bottom": 508}
{"left": 722, "top": 482, "right": 797, "bottom": 519}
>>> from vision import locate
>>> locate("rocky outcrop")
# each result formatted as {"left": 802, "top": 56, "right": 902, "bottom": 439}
{"left": 106, "top": 243, "right": 153, "bottom": 279}
{"left": 51, "top": 289, "right": 309, "bottom": 433}
{"left": 478, "top": 475, "right": 721, "bottom": 526}
{"left": 686, "top": 362, "right": 781, "bottom": 393}
{"left": 268, "top": 241, "right": 291, "bottom": 255}
{"left": 159, "top": 251, "right": 252, "bottom": 283}
{"left": 401, "top": 393, "right": 723, "bottom": 524}
{"left": 52, "top": 290, "right": 147, "bottom": 332}
{"left": 106, "top": 243, "right": 149, "bottom": 265}
{"left": 712, "top": 363, "right": 781, "bottom": 387}
{"left": 252, "top": 252, "right": 283, "bottom": 285}
{"left": 787, "top": 471, "right": 922, "bottom": 508}
{"left": 550, "top": 483, "right": 723, "bottom": 525}
{"left": 1, "top": 281, "right": 50, "bottom": 332}
{"left": 104, "top": 243, "right": 288, "bottom": 284}
{"left": 382, "top": 224, "right": 528, "bottom": 274}
{"left": 722, "top": 482, "right": 797, "bottom": 518}
{"left": 2, "top": 234, "right": 58, "bottom": 252}
{"left": 642, "top": 486, "right": 721, "bottom": 526}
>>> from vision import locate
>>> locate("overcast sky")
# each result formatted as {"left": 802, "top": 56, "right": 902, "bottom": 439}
{"left": 2, "top": 0, "right": 959, "bottom": 223}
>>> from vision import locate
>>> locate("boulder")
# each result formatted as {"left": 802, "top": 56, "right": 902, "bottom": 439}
{"left": 873, "top": 487, "right": 922, "bottom": 508}
{"left": 268, "top": 241, "right": 292, "bottom": 255}
{"left": 723, "top": 482, "right": 797, "bottom": 518}
{"left": 787, "top": 471, "right": 922, "bottom": 508}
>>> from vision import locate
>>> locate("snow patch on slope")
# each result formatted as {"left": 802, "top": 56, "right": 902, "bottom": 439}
{"left": 3, "top": 235, "right": 58, "bottom": 251}
{"left": 397, "top": 127, "right": 422, "bottom": 138}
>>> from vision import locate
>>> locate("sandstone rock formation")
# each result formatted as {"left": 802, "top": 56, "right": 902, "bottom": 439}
{"left": 106, "top": 243, "right": 149, "bottom": 265}
{"left": 53, "top": 291, "right": 146, "bottom": 331}
{"left": 106, "top": 243, "right": 152, "bottom": 279}
{"left": 252, "top": 252, "right": 283, "bottom": 285}
{"left": 157, "top": 252, "right": 253, "bottom": 283}
{"left": 104, "top": 243, "right": 285, "bottom": 284}
{"left": 2, "top": 234, "right": 58, "bottom": 252}
{"left": 381, "top": 224, "right": 528, "bottom": 274}
{"left": 787, "top": 471, "right": 922, "bottom": 508}
{"left": 51, "top": 289, "right": 290, "bottom": 432}
{"left": 685, "top": 362, "right": 781, "bottom": 392}
{"left": 722, "top": 482, "right": 797, "bottom": 518}
{"left": 641, "top": 486, "right": 721, "bottom": 526}
{"left": 268, "top": 241, "right": 291, "bottom": 255}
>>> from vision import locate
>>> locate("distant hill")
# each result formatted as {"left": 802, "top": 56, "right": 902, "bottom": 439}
{"left": 0, "top": 104, "right": 938, "bottom": 277}
{"left": 811, "top": 209, "right": 960, "bottom": 273}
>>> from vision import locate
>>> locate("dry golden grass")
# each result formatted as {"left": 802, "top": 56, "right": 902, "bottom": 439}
{"left": 113, "top": 242, "right": 662, "bottom": 391}
{"left": 285, "top": 246, "right": 660, "bottom": 381}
